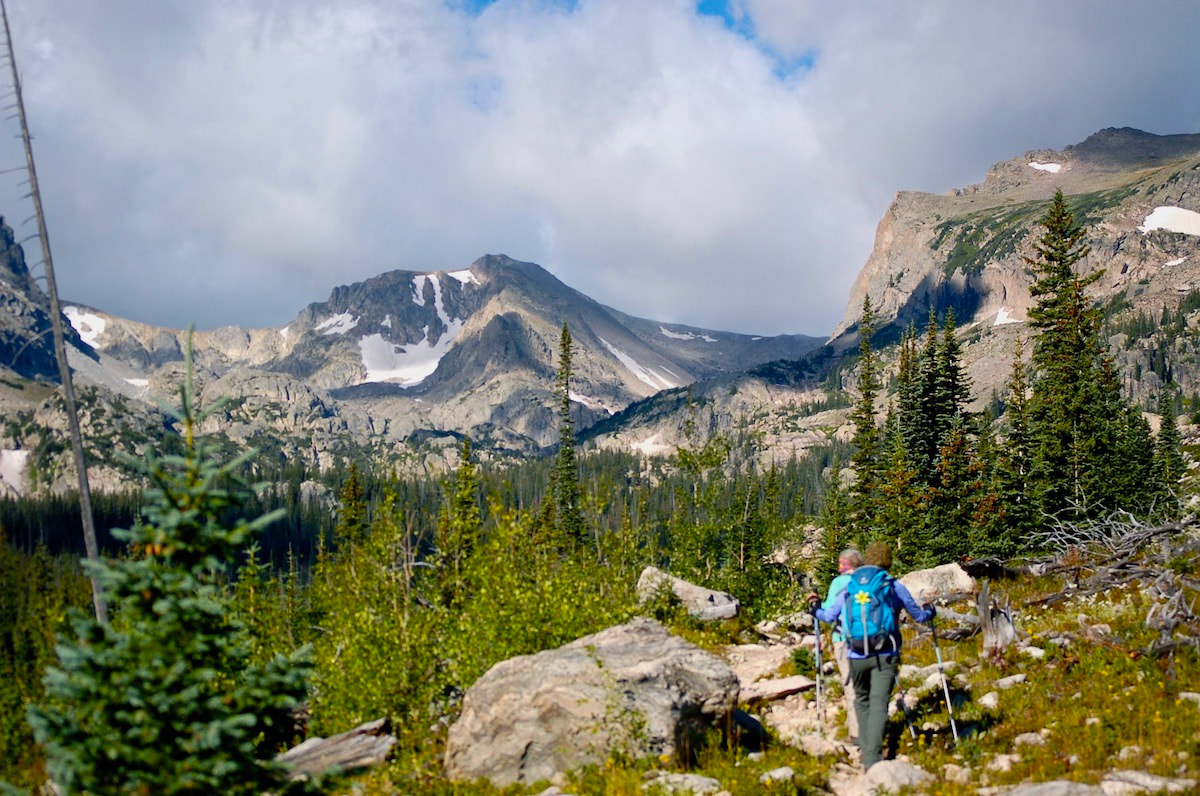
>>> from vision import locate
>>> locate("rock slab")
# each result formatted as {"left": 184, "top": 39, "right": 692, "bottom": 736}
{"left": 637, "top": 566, "right": 739, "bottom": 620}
{"left": 898, "top": 562, "right": 978, "bottom": 604}
{"left": 444, "top": 618, "right": 739, "bottom": 786}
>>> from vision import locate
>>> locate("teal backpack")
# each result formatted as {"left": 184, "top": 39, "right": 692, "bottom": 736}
{"left": 841, "top": 565, "right": 898, "bottom": 653}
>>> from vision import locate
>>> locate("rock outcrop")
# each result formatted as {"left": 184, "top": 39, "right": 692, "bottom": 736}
{"left": 636, "top": 566, "right": 739, "bottom": 621}
{"left": 443, "top": 618, "right": 738, "bottom": 787}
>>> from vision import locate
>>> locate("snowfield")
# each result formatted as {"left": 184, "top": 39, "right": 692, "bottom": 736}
{"left": 659, "top": 326, "right": 716, "bottom": 343}
{"left": 569, "top": 390, "right": 615, "bottom": 416}
{"left": 361, "top": 273, "right": 464, "bottom": 385}
{"left": 1029, "top": 161, "right": 1063, "bottom": 173}
{"left": 599, "top": 338, "right": 679, "bottom": 391}
{"left": 994, "top": 307, "right": 1019, "bottom": 326}
{"left": 0, "top": 450, "right": 29, "bottom": 496}
{"left": 1166, "top": 257, "right": 1188, "bottom": 267}
{"left": 1139, "top": 206, "right": 1200, "bottom": 237}
{"left": 447, "top": 269, "right": 479, "bottom": 285}
{"left": 631, "top": 433, "right": 673, "bottom": 457}
{"left": 64, "top": 306, "right": 106, "bottom": 347}
{"left": 316, "top": 313, "right": 358, "bottom": 335}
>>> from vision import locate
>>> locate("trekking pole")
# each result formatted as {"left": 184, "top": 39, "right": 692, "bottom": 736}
{"left": 895, "top": 687, "right": 917, "bottom": 740}
{"left": 931, "top": 617, "right": 960, "bottom": 743}
{"left": 811, "top": 605, "right": 825, "bottom": 739}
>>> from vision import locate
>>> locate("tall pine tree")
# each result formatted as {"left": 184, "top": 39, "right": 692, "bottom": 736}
{"left": 551, "top": 322, "right": 585, "bottom": 544}
{"left": 849, "top": 296, "right": 883, "bottom": 531}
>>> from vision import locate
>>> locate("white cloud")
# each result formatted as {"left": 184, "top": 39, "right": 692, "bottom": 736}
{"left": 0, "top": 1, "right": 1197, "bottom": 337}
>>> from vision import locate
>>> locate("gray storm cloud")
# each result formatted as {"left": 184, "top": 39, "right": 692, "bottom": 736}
{"left": 0, "top": 0, "right": 1196, "bottom": 336}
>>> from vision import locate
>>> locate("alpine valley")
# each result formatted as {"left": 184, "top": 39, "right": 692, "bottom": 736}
{"left": 2, "top": 126, "right": 1200, "bottom": 496}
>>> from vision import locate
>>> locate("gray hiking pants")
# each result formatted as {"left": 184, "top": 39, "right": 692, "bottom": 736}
{"left": 849, "top": 652, "right": 899, "bottom": 769}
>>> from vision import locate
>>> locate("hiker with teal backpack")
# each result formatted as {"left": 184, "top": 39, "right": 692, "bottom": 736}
{"left": 820, "top": 547, "right": 864, "bottom": 741}
{"left": 808, "top": 541, "right": 935, "bottom": 769}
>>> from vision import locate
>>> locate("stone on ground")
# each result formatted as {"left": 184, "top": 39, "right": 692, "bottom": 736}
{"left": 444, "top": 618, "right": 738, "bottom": 787}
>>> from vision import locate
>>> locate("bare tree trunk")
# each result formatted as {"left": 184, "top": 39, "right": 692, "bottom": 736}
{"left": 979, "top": 581, "right": 1016, "bottom": 658}
{"left": 1, "top": 0, "right": 106, "bottom": 623}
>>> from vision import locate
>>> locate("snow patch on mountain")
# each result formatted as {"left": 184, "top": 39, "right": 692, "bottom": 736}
{"left": 360, "top": 274, "right": 464, "bottom": 385}
{"left": 1166, "top": 257, "right": 1188, "bottom": 267}
{"left": 994, "top": 307, "right": 1019, "bottom": 326}
{"left": 64, "top": 306, "right": 106, "bottom": 347}
{"left": 631, "top": 433, "right": 673, "bottom": 457}
{"left": 659, "top": 326, "right": 716, "bottom": 343}
{"left": 1029, "top": 161, "right": 1062, "bottom": 173}
{"left": 280, "top": 326, "right": 290, "bottom": 338}
{"left": 124, "top": 378, "right": 149, "bottom": 387}
{"left": 447, "top": 269, "right": 479, "bottom": 285}
{"left": 599, "top": 338, "right": 679, "bottom": 391}
{"left": 412, "top": 275, "right": 429, "bottom": 306}
{"left": 569, "top": 390, "right": 615, "bottom": 416}
{"left": 316, "top": 313, "right": 358, "bottom": 335}
{"left": 1139, "top": 207, "right": 1200, "bottom": 236}
{"left": 0, "top": 449, "right": 29, "bottom": 496}
{"left": 381, "top": 315, "right": 392, "bottom": 328}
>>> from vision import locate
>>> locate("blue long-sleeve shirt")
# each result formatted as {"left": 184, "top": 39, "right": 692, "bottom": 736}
{"left": 814, "top": 576, "right": 934, "bottom": 658}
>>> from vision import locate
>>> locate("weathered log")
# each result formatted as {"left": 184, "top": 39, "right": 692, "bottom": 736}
{"left": 979, "top": 582, "right": 1018, "bottom": 658}
{"left": 276, "top": 717, "right": 396, "bottom": 779}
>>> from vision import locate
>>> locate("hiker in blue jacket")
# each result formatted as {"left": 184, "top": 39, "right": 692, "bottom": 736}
{"left": 808, "top": 541, "right": 935, "bottom": 769}
{"left": 822, "top": 547, "right": 864, "bottom": 740}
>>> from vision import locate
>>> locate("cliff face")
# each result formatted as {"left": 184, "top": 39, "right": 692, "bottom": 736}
{"left": 833, "top": 128, "right": 1200, "bottom": 341}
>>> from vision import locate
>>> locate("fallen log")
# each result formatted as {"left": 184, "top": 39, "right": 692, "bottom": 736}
{"left": 276, "top": 717, "right": 396, "bottom": 780}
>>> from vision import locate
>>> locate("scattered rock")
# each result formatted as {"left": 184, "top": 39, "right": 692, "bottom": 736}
{"left": 759, "top": 766, "right": 795, "bottom": 784}
{"left": 943, "top": 763, "right": 972, "bottom": 784}
{"left": 1021, "top": 645, "right": 1047, "bottom": 659}
{"left": 979, "top": 691, "right": 1000, "bottom": 710}
{"left": 642, "top": 772, "right": 724, "bottom": 794}
{"left": 1100, "top": 769, "right": 1198, "bottom": 794}
{"left": 1179, "top": 692, "right": 1200, "bottom": 706}
{"left": 444, "top": 619, "right": 738, "bottom": 786}
{"left": 723, "top": 643, "right": 794, "bottom": 685}
{"left": 987, "top": 753, "right": 1022, "bottom": 773}
{"left": 1005, "top": 783, "right": 1105, "bottom": 795}
{"left": 1117, "top": 745, "right": 1143, "bottom": 762}
{"left": 794, "top": 733, "right": 852, "bottom": 757}
{"left": 637, "top": 566, "right": 739, "bottom": 621}
{"left": 1086, "top": 717, "right": 1102, "bottom": 727}
{"left": 899, "top": 562, "right": 978, "bottom": 603}
{"left": 997, "top": 673, "right": 1027, "bottom": 689}
{"left": 740, "top": 675, "right": 815, "bottom": 704}
{"left": 829, "top": 760, "right": 934, "bottom": 796}
{"left": 1015, "top": 732, "right": 1047, "bottom": 747}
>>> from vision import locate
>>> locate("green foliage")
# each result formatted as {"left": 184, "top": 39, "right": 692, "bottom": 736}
{"left": 549, "top": 322, "right": 586, "bottom": 544}
{"left": 27, "top": 362, "right": 315, "bottom": 795}
{"left": 1026, "top": 190, "right": 1160, "bottom": 520}
{"left": 849, "top": 296, "right": 883, "bottom": 529}
{"left": 0, "top": 537, "right": 88, "bottom": 787}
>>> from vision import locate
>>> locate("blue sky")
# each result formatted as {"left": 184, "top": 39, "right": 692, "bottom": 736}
{"left": 1, "top": 1, "right": 1199, "bottom": 336}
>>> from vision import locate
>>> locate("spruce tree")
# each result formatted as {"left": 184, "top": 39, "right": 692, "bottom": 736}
{"left": 334, "top": 461, "right": 367, "bottom": 545}
{"left": 1026, "top": 189, "right": 1110, "bottom": 518}
{"left": 435, "top": 436, "right": 482, "bottom": 606}
{"left": 28, "top": 366, "right": 313, "bottom": 795}
{"left": 990, "top": 339, "right": 1035, "bottom": 554}
{"left": 552, "top": 323, "right": 585, "bottom": 543}
{"left": 1154, "top": 390, "right": 1186, "bottom": 516}
{"left": 849, "top": 296, "right": 883, "bottom": 529}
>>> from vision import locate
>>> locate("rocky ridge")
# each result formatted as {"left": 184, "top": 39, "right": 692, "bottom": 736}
{"left": 0, "top": 253, "right": 820, "bottom": 493}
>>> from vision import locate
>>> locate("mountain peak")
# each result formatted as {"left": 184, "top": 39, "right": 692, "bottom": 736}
{"left": 1065, "top": 127, "right": 1200, "bottom": 168}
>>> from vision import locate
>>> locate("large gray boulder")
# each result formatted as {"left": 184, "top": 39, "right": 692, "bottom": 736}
{"left": 443, "top": 618, "right": 739, "bottom": 787}
{"left": 637, "top": 566, "right": 739, "bottom": 620}
{"left": 898, "top": 562, "right": 977, "bottom": 604}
